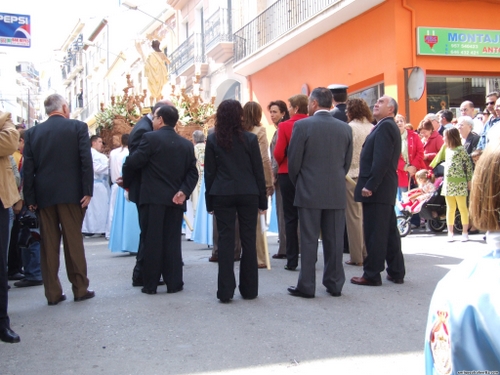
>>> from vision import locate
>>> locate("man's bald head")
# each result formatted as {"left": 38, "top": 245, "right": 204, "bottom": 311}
{"left": 152, "top": 99, "right": 174, "bottom": 114}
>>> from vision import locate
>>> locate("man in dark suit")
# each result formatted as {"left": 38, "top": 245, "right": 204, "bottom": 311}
{"left": 23, "top": 94, "right": 95, "bottom": 305}
{"left": 352, "top": 95, "right": 405, "bottom": 286}
{"left": 328, "top": 84, "right": 348, "bottom": 122}
{"left": 328, "top": 84, "right": 350, "bottom": 254}
{"left": 123, "top": 105, "right": 198, "bottom": 294}
{"left": 287, "top": 87, "right": 353, "bottom": 298}
{"left": 122, "top": 99, "right": 173, "bottom": 286}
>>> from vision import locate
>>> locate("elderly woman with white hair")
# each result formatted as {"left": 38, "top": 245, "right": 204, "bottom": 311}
{"left": 457, "top": 116, "right": 480, "bottom": 155}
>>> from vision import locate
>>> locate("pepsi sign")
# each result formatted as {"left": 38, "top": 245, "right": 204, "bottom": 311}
{"left": 0, "top": 13, "right": 31, "bottom": 48}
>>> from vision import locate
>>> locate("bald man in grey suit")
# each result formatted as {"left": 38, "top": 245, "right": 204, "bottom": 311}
{"left": 287, "top": 87, "right": 353, "bottom": 298}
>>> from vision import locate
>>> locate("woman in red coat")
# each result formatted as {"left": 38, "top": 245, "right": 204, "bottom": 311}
{"left": 420, "top": 119, "right": 444, "bottom": 170}
{"left": 273, "top": 94, "right": 308, "bottom": 271}
{"left": 395, "top": 114, "right": 425, "bottom": 213}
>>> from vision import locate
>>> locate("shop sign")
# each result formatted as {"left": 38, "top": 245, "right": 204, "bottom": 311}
{"left": 417, "top": 27, "right": 500, "bottom": 58}
{"left": 0, "top": 13, "right": 30, "bottom": 48}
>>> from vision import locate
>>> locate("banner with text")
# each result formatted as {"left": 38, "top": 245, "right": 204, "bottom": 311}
{"left": 417, "top": 27, "right": 500, "bottom": 58}
{"left": 0, "top": 13, "right": 30, "bottom": 48}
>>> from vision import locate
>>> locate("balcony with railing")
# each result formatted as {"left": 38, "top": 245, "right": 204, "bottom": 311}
{"left": 61, "top": 52, "right": 84, "bottom": 85}
{"left": 232, "top": 0, "right": 384, "bottom": 76}
{"left": 169, "top": 33, "right": 209, "bottom": 79}
{"left": 205, "top": 8, "right": 233, "bottom": 63}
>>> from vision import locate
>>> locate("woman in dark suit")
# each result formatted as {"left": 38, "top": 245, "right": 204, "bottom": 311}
{"left": 204, "top": 100, "right": 267, "bottom": 303}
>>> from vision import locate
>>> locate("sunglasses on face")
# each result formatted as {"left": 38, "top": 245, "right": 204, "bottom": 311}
{"left": 486, "top": 101, "right": 495, "bottom": 105}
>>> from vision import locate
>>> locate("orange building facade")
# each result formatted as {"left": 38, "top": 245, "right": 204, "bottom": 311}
{"left": 244, "top": 0, "right": 500, "bottom": 126}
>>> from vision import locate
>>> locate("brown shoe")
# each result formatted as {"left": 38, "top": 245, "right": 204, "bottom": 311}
{"left": 258, "top": 263, "right": 267, "bottom": 269}
{"left": 208, "top": 256, "right": 218, "bottom": 262}
{"left": 74, "top": 290, "right": 95, "bottom": 302}
{"left": 350, "top": 276, "right": 382, "bottom": 286}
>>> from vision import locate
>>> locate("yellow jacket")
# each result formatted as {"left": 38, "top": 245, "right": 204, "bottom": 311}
{"left": 0, "top": 111, "right": 21, "bottom": 208}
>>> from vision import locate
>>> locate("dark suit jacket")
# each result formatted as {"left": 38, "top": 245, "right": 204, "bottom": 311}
{"left": 330, "top": 103, "right": 347, "bottom": 123}
{"left": 204, "top": 132, "right": 267, "bottom": 213}
{"left": 122, "top": 126, "right": 198, "bottom": 211}
{"left": 23, "top": 115, "right": 93, "bottom": 209}
{"left": 463, "top": 132, "right": 480, "bottom": 155}
{"left": 123, "top": 114, "right": 153, "bottom": 203}
{"left": 355, "top": 116, "right": 401, "bottom": 205}
{"left": 288, "top": 110, "right": 352, "bottom": 209}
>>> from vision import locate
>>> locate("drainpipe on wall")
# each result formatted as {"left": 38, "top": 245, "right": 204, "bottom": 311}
{"left": 401, "top": 0, "right": 416, "bottom": 67}
{"left": 247, "top": 75, "right": 253, "bottom": 102}
{"left": 402, "top": 0, "right": 417, "bottom": 123}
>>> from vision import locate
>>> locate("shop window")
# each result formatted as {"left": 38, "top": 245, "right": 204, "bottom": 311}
{"left": 349, "top": 83, "right": 384, "bottom": 112}
{"left": 427, "top": 76, "right": 500, "bottom": 118}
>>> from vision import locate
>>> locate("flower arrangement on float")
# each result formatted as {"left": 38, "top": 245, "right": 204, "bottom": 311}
{"left": 170, "top": 72, "right": 216, "bottom": 139}
{"left": 95, "top": 74, "right": 146, "bottom": 154}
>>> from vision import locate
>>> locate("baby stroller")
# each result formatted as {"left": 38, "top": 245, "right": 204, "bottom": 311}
{"left": 415, "top": 178, "right": 463, "bottom": 234}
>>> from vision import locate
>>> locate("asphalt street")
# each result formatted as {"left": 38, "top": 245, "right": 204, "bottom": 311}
{"left": 2, "top": 227, "right": 488, "bottom": 375}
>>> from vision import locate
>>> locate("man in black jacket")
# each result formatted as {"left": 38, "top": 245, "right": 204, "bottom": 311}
{"left": 123, "top": 105, "right": 198, "bottom": 294}
{"left": 123, "top": 99, "right": 173, "bottom": 286}
{"left": 352, "top": 95, "right": 405, "bottom": 286}
{"left": 23, "top": 94, "right": 95, "bottom": 305}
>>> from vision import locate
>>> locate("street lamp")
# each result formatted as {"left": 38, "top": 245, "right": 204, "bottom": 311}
{"left": 121, "top": 1, "right": 176, "bottom": 37}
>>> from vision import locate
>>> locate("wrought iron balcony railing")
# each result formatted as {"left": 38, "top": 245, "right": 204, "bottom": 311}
{"left": 169, "top": 33, "right": 206, "bottom": 76}
{"left": 234, "top": 0, "right": 342, "bottom": 63}
{"left": 205, "top": 7, "right": 232, "bottom": 52}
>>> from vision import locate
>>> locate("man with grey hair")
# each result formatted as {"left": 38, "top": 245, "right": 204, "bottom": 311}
{"left": 287, "top": 87, "right": 353, "bottom": 298}
{"left": 352, "top": 95, "right": 405, "bottom": 287}
{"left": 23, "top": 94, "right": 95, "bottom": 305}
{"left": 457, "top": 116, "right": 479, "bottom": 154}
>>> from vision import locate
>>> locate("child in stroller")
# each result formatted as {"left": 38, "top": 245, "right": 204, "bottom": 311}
{"left": 397, "top": 171, "right": 443, "bottom": 237}
{"left": 400, "top": 170, "right": 437, "bottom": 214}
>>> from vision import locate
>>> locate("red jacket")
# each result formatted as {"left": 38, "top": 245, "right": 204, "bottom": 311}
{"left": 423, "top": 131, "right": 444, "bottom": 170}
{"left": 397, "top": 130, "right": 425, "bottom": 188}
{"left": 273, "top": 113, "right": 308, "bottom": 174}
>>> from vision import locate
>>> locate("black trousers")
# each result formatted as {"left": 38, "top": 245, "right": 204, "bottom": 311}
{"left": 7, "top": 218, "right": 22, "bottom": 276}
{"left": 278, "top": 174, "right": 299, "bottom": 268}
{"left": 0, "top": 201, "right": 11, "bottom": 330}
{"left": 141, "top": 204, "right": 184, "bottom": 292}
{"left": 213, "top": 195, "right": 258, "bottom": 300}
{"left": 132, "top": 202, "right": 146, "bottom": 283}
{"left": 362, "top": 202, "right": 405, "bottom": 282}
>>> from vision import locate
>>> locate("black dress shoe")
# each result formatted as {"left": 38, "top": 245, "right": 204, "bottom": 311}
{"left": 141, "top": 288, "right": 157, "bottom": 295}
{"left": 284, "top": 265, "right": 297, "bottom": 271}
{"left": 132, "top": 279, "right": 165, "bottom": 287}
{"left": 241, "top": 294, "right": 257, "bottom": 300}
{"left": 48, "top": 294, "right": 67, "bottom": 306}
{"left": 287, "top": 286, "right": 314, "bottom": 298}
{"left": 74, "top": 290, "right": 95, "bottom": 302}
{"left": 8, "top": 272, "right": 25, "bottom": 281}
{"left": 167, "top": 286, "right": 183, "bottom": 294}
{"left": 219, "top": 298, "right": 232, "bottom": 303}
{"left": 327, "top": 289, "right": 341, "bottom": 297}
{"left": 350, "top": 276, "right": 382, "bottom": 286}
{"left": 0, "top": 327, "right": 20, "bottom": 343}
{"left": 386, "top": 275, "right": 404, "bottom": 284}
{"left": 14, "top": 279, "right": 43, "bottom": 287}
{"left": 272, "top": 254, "right": 287, "bottom": 259}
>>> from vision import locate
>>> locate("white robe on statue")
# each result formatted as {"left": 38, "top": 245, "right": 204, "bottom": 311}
{"left": 105, "top": 146, "right": 129, "bottom": 238}
{"left": 82, "top": 147, "right": 110, "bottom": 234}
